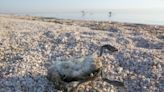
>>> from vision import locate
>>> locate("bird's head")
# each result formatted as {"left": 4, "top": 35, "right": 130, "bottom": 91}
{"left": 99, "top": 44, "right": 118, "bottom": 56}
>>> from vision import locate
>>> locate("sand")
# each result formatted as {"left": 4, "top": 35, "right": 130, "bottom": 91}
{"left": 0, "top": 14, "right": 164, "bottom": 92}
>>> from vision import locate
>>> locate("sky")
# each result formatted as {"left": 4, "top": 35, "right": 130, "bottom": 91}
{"left": 0, "top": 0, "right": 164, "bottom": 12}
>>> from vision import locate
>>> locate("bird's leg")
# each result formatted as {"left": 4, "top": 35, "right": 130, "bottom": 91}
{"left": 102, "top": 78, "right": 124, "bottom": 87}
{"left": 101, "top": 69, "right": 124, "bottom": 87}
{"left": 100, "top": 66, "right": 124, "bottom": 87}
{"left": 102, "top": 78, "right": 127, "bottom": 92}
{"left": 99, "top": 67, "right": 104, "bottom": 78}
{"left": 70, "top": 69, "right": 102, "bottom": 92}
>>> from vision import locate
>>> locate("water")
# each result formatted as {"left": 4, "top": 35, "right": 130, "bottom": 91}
{"left": 20, "top": 10, "right": 164, "bottom": 25}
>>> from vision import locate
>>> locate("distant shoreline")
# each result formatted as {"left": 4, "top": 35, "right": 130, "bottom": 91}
{"left": 0, "top": 13, "right": 164, "bottom": 26}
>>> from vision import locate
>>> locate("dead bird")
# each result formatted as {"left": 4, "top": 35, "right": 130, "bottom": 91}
{"left": 47, "top": 44, "right": 124, "bottom": 91}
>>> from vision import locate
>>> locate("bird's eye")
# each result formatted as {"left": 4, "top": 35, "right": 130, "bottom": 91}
{"left": 90, "top": 73, "right": 94, "bottom": 77}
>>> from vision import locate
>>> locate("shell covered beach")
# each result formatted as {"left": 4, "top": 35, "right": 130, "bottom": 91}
{"left": 0, "top": 15, "right": 164, "bottom": 92}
